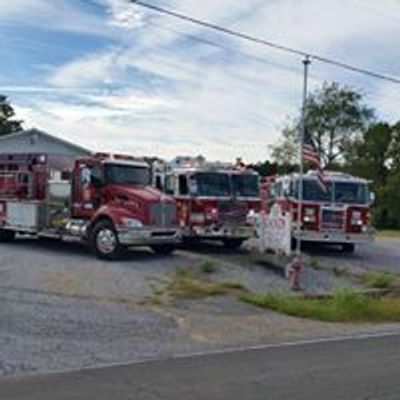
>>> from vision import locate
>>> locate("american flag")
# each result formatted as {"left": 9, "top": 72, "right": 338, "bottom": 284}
{"left": 302, "top": 128, "right": 327, "bottom": 192}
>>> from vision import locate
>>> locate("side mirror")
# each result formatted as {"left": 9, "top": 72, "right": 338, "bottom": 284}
{"left": 282, "top": 179, "right": 290, "bottom": 197}
{"left": 369, "top": 192, "right": 376, "bottom": 204}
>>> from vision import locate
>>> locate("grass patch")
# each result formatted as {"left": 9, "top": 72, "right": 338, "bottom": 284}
{"left": 242, "top": 289, "right": 400, "bottom": 322}
{"left": 199, "top": 260, "right": 217, "bottom": 274}
{"left": 333, "top": 265, "right": 350, "bottom": 277}
{"left": 359, "top": 272, "right": 396, "bottom": 289}
{"left": 378, "top": 230, "right": 400, "bottom": 238}
{"left": 308, "top": 256, "right": 321, "bottom": 270}
{"left": 165, "top": 270, "right": 248, "bottom": 300}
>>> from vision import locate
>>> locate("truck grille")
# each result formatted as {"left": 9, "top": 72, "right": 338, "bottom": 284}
{"left": 218, "top": 201, "right": 248, "bottom": 224}
{"left": 149, "top": 202, "right": 176, "bottom": 227}
{"left": 321, "top": 209, "right": 345, "bottom": 231}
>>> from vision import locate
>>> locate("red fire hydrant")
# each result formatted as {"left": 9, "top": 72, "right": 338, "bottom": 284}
{"left": 286, "top": 256, "right": 303, "bottom": 291}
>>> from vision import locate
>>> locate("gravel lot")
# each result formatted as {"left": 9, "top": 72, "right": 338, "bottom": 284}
{"left": 1, "top": 236, "right": 400, "bottom": 379}
{"left": 303, "top": 237, "right": 400, "bottom": 275}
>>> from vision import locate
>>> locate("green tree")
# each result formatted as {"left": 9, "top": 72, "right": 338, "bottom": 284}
{"left": 345, "top": 122, "right": 392, "bottom": 183}
{"left": 270, "top": 126, "right": 298, "bottom": 166}
{"left": 271, "top": 82, "right": 375, "bottom": 168}
{"left": 0, "top": 95, "right": 23, "bottom": 136}
{"left": 345, "top": 123, "right": 392, "bottom": 227}
{"left": 380, "top": 122, "right": 400, "bottom": 228}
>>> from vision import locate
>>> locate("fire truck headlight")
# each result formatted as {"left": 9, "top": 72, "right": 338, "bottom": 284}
{"left": 122, "top": 218, "right": 143, "bottom": 229}
{"left": 206, "top": 208, "right": 219, "bottom": 218}
{"left": 351, "top": 211, "right": 363, "bottom": 226}
{"left": 190, "top": 213, "right": 205, "bottom": 224}
{"left": 246, "top": 209, "right": 257, "bottom": 225}
{"left": 248, "top": 209, "right": 256, "bottom": 218}
{"left": 303, "top": 207, "right": 317, "bottom": 223}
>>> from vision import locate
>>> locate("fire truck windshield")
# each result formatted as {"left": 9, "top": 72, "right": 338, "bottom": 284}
{"left": 105, "top": 164, "right": 150, "bottom": 186}
{"left": 334, "top": 182, "right": 369, "bottom": 204}
{"left": 294, "top": 179, "right": 369, "bottom": 204}
{"left": 232, "top": 174, "right": 259, "bottom": 197}
{"left": 301, "top": 180, "right": 333, "bottom": 202}
{"left": 190, "top": 172, "right": 231, "bottom": 197}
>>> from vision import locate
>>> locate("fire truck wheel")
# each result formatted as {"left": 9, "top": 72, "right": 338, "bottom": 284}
{"left": 90, "top": 220, "right": 125, "bottom": 260}
{"left": 223, "top": 239, "right": 244, "bottom": 249}
{"left": 0, "top": 229, "right": 16, "bottom": 243}
{"left": 151, "top": 244, "right": 176, "bottom": 255}
{"left": 342, "top": 243, "right": 355, "bottom": 253}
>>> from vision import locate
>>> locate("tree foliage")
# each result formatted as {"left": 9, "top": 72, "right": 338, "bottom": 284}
{"left": 271, "top": 82, "right": 375, "bottom": 168}
{"left": 0, "top": 95, "right": 23, "bottom": 136}
{"left": 247, "top": 159, "right": 296, "bottom": 177}
{"left": 344, "top": 123, "right": 392, "bottom": 227}
{"left": 269, "top": 81, "right": 400, "bottom": 229}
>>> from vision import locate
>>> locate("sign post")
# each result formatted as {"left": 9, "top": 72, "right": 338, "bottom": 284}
{"left": 296, "top": 56, "right": 311, "bottom": 257}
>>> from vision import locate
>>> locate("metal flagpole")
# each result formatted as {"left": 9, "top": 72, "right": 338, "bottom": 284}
{"left": 296, "top": 55, "right": 311, "bottom": 257}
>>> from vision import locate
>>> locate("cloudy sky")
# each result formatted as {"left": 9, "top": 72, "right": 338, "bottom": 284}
{"left": 1, "top": 0, "right": 400, "bottom": 162}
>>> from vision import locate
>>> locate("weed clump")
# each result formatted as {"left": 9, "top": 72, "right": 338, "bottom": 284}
{"left": 242, "top": 289, "right": 400, "bottom": 322}
{"left": 360, "top": 272, "right": 395, "bottom": 289}
{"left": 199, "top": 260, "right": 217, "bottom": 274}
{"left": 166, "top": 269, "right": 247, "bottom": 300}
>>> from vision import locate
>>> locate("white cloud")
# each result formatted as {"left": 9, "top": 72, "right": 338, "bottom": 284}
{"left": 104, "top": 0, "right": 145, "bottom": 29}
{"left": 0, "top": 0, "right": 49, "bottom": 16}
{"left": 7, "top": 0, "right": 400, "bottom": 162}
{"left": 0, "top": 0, "right": 121, "bottom": 38}
{"left": 49, "top": 51, "right": 120, "bottom": 88}
{"left": 369, "top": 82, "right": 400, "bottom": 123}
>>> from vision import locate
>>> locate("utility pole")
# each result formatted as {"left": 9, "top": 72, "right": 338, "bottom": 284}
{"left": 296, "top": 56, "right": 311, "bottom": 257}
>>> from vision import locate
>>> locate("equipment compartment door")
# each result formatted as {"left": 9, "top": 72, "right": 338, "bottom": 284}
{"left": 6, "top": 202, "right": 45, "bottom": 229}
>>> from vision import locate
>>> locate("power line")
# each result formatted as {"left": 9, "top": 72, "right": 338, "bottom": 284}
{"left": 130, "top": 0, "right": 400, "bottom": 86}
{"left": 149, "top": 21, "right": 304, "bottom": 78}
{"left": 139, "top": 21, "right": 400, "bottom": 108}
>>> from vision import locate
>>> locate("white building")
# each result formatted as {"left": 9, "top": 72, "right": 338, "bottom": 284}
{"left": 0, "top": 129, "right": 91, "bottom": 158}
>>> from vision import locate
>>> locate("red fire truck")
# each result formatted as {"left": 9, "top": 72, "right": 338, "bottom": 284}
{"left": 153, "top": 157, "right": 261, "bottom": 249}
{"left": 0, "top": 153, "right": 180, "bottom": 259}
{"left": 263, "top": 171, "right": 374, "bottom": 252}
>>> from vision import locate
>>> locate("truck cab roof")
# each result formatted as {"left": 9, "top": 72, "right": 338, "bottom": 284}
{"left": 278, "top": 171, "right": 370, "bottom": 184}
{"left": 102, "top": 159, "right": 149, "bottom": 169}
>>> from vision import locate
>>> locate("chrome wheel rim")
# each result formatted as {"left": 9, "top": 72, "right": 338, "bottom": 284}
{"left": 96, "top": 228, "right": 117, "bottom": 254}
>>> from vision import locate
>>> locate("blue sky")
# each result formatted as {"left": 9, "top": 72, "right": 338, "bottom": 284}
{"left": 1, "top": 0, "right": 400, "bottom": 162}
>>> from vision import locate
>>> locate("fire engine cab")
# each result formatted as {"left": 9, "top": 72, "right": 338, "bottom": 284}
{"left": 264, "top": 170, "right": 374, "bottom": 252}
{"left": 153, "top": 156, "right": 261, "bottom": 249}
{"left": 0, "top": 153, "right": 180, "bottom": 259}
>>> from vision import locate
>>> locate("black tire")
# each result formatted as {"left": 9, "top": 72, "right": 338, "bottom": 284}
{"left": 151, "top": 244, "right": 176, "bottom": 255}
{"left": 90, "top": 220, "right": 125, "bottom": 260}
{"left": 342, "top": 243, "right": 355, "bottom": 253}
{"left": 179, "top": 237, "right": 198, "bottom": 249}
{"left": 0, "top": 229, "right": 16, "bottom": 243}
{"left": 223, "top": 239, "right": 244, "bottom": 250}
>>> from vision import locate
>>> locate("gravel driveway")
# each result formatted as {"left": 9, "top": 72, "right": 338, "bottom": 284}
{"left": 1, "top": 236, "right": 400, "bottom": 379}
{"left": 303, "top": 236, "right": 400, "bottom": 274}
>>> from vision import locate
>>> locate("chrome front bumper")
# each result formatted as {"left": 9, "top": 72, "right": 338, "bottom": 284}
{"left": 189, "top": 224, "right": 255, "bottom": 240}
{"left": 117, "top": 227, "right": 181, "bottom": 246}
{"left": 293, "top": 229, "right": 374, "bottom": 244}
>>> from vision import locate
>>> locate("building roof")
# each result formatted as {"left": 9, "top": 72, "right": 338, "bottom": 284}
{"left": 0, "top": 128, "right": 91, "bottom": 156}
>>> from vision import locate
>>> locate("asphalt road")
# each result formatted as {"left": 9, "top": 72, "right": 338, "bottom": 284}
{"left": 1, "top": 333, "right": 400, "bottom": 400}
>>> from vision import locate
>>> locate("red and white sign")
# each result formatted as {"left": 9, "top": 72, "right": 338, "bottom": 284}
{"left": 254, "top": 206, "right": 292, "bottom": 256}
